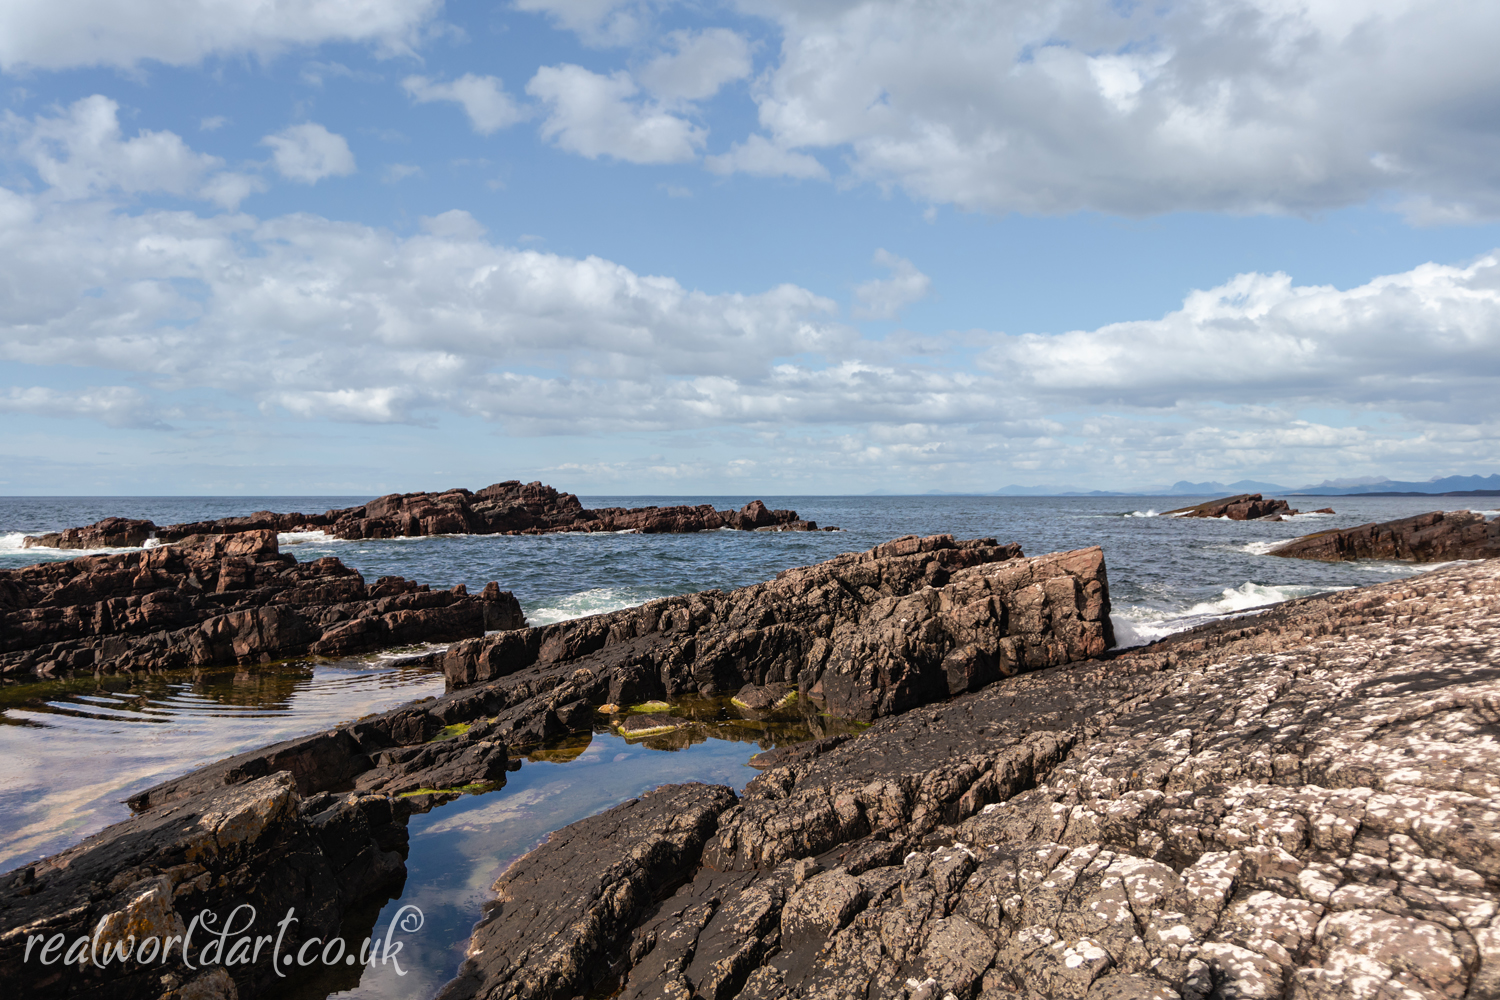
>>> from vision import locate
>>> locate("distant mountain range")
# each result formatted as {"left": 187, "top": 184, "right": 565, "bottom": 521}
{"left": 870, "top": 473, "right": 1500, "bottom": 497}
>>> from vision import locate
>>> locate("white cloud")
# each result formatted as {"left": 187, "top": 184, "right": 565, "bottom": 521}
{"left": 0, "top": 386, "right": 169, "bottom": 428}
{"left": 637, "top": 28, "right": 752, "bottom": 103}
{"left": 6, "top": 95, "right": 258, "bottom": 206}
{"left": 852, "top": 249, "right": 931, "bottom": 320}
{"left": 511, "top": 0, "right": 654, "bottom": 47}
{"left": 730, "top": 0, "right": 1500, "bottom": 219}
{"left": 261, "top": 123, "right": 356, "bottom": 183}
{"left": 402, "top": 74, "right": 526, "bottom": 135}
{"left": 199, "top": 115, "right": 227, "bottom": 131}
{"left": 527, "top": 64, "right": 703, "bottom": 164}
{"left": 704, "top": 133, "right": 827, "bottom": 180}
{"left": 0, "top": 0, "right": 441, "bottom": 71}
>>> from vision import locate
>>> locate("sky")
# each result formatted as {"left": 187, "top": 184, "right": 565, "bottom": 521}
{"left": 2, "top": 0, "right": 1499, "bottom": 496}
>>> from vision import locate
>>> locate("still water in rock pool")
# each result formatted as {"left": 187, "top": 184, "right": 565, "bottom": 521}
{"left": 2, "top": 492, "right": 1492, "bottom": 997}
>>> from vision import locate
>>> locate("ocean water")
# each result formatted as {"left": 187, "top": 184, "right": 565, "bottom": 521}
{"left": 2, "top": 492, "right": 1490, "bottom": 997}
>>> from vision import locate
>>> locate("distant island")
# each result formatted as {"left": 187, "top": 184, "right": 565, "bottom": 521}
{"left": 871, "top": 472, "right": 1500, "bottom": 498}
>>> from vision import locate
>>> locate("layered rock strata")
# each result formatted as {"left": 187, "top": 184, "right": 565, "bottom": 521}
{"left": 1271, "top": 508, "right": 1500, "bottom": 563}
{"left": 130, "top": 534, "right": 1112, "bottom": 814}
{"left": 1163, "top": 494, "right": 1300, "bottom": 521}
{"left": 440, "top": 534, "right": 1114, "bottom": 724}
{"left": 23, "top": 481, "right": 826, "bottom": 549}
{"left": 444, "top": 558, "right": 1500, "bottom": 1000}
{"left": 0, "top": 530, "right": 523, "bottom": 679}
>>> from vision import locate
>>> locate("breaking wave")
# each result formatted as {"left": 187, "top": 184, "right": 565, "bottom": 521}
{"left": 1123, "top": 509, "right": 1159, "bottom": 518}
{"left": 1111, "top": 581, "right": 1345, "bottom": 649}
{"left": 525, "top": 587, "right": 659, "bottom": 627}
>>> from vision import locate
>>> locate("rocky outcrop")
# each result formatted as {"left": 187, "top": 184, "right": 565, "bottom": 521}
{"left": 1270, "top": 508, "right": 1500, "bottom": 563}
{"left": 446, "top": 558, "right": 1500, "bottom": 1000}
{"left": 439, "top": 534, "right": 1114, "bottom": 728}
{"left": 1163, "top": 494, "right": 1300, "bottom": 521}
{"left": 0, "top": 531, "right": 524, "bottom": 679}
{"left": 0, "top": 771, "right": 416, "bottom": 1000}
{"left": 23, "top": 481, "right": 828, "bottom": 549}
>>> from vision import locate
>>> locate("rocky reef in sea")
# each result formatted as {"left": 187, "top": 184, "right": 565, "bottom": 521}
{"left": 1270, "top": 508, "right": 1500, "bottom": 563}
{"left": 0, "top": 529, "right": 522, "bottom": 679}
{"left": 22, "top": 480, "right": 829, "bottom": 549}
{"left": 1162, "top": 493, "right": 1308, "bottom": 521}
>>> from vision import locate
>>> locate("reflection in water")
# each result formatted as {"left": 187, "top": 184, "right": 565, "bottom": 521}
{"left": 301, "top": 696, "right": 853, "bottom": 1000}
{"left": 0, "top": 659, "right": 447, "bottom": 872}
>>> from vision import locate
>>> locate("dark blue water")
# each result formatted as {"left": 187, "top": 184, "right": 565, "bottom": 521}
{"left": 4, "top": 493, "right": 1494, "bottom": 997}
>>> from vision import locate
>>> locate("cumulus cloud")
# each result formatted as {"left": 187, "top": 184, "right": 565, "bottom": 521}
{"left": 726, "top": 0, "right": 1500, "bottom": 219}
{"left": 261, "top": 123, "right": 356, "bottom": 183}
{"left": 704, "top": 133, "right": 826, "bottom": 180}
{"left": 852, "top": 250, "right": 931, "bottom": 320}
{"left": 527, "top": 64, "right": 703, "bottom": 163}
{"left": 5, "top": 95, "right": 260, "bottom": 207}
{"left": 402, "top": 74, "right": 526, "bottom": 135}
{"left": 637, "top": 28, "right": 752, "bottom": 103}
{"left": 511, "top": 0, "right": 654, "bottom": 48}
{"left": 0, "top": 0, "right": 441, "bottom": 71}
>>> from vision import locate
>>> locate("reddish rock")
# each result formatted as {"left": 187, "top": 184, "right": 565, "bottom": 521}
{"left": 21, "top": 481, "right": 815, "bottom": 549}
{"left": 1163, "top": 493, "right": 1299, "bottom": 520}
{"left": 1270, "top": 508, "right": 1500, "bottom": 562}
{"left": 0, "top": 531, "right": 524, "bottom": 679}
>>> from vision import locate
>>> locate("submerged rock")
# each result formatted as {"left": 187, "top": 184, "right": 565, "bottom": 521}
{"left": 1269, "top": 507, "right": 1500, "bottom": 562}
{"left": 22, "top": 480, "right": 815, "bottom": 549}
{"left": 0, "top": 530, "right": 523, "bottom": 679}
{"left": 1162, "top": 493, "right": 1299, "bottom": 520}
{"left": 443, "top": 557, "right": 1500, "bottom": 1000}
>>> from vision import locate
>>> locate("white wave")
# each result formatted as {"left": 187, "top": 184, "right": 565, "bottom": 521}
{"left": 1289, "top": 510, "right": 1335, "bottom": 518}
{"left": 1240, "top": 540, "right": 1284, "bottom": 555}
{"left": 1124, "top": 509, "right": 1158, "bottom": 518}
{"left": 525, "top": 587, "right": 652, "bottom": 626}
{"left": 277, "top": 529, "right": 334, "bottom": 546}
{"left": 1111, "top": 581, "right": 1346, "bottom": 649}
{"left": 0, "top": 532, "right": 145, "bottom": 557}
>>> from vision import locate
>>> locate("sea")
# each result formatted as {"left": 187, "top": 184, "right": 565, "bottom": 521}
{"left": 2, "top": 492, "right": 1492, "bottom": 998}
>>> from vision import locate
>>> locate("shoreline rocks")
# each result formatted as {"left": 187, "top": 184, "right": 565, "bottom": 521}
{"left": 22, "top": 481, "right": 831, "bottom": 550}
{"left": 1162, "top": 493, "right": 1302, "bottom": 521}
{"left": 0, "top": 530, "right": 523, "bottom": 679}
{"left": 446, "top": 557, "right": 1500, "bottom": 1000}
{"left": 0, "top": 533, "right": 1112, "bottom": 999}
{"left": 1270, "top": 507, "right": 1500, "bottom": 563}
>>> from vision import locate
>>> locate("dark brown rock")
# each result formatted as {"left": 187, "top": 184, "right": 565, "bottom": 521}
{"left": 1163, "top": 493, "right": 1299, "bottom": 520}
{"left": 0, "top": 772, "right": 411, "bottom": 1000}
{"left": 0, "top": 531, "right": 523, "bottom": 679}
{"left": 440, "top": 535, "right": 1114, "bottom": 736}
{"left": 440, "top": 558, "right": 1500, "bottom": 1000}
{"left": 1269, "top": 507, "right": 1500, "bottom": 562}
{"left": 22, "top": 481, "right": 815, "bottom": 548}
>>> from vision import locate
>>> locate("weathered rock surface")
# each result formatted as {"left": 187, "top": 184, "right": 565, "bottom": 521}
{"left": 1163, "top": 494, "right": 1300, "bottom": 521}
{"left": 454, "top": 558, "right": 1500, "bottom": 1000}
{"left": 439, "top": 534, "right": 1114, "bottom": 730}
{"left": 0, "top": 531, "right": 523, "bottom": 679}
{"left": 1271, "top": 508, "right": 1500, "bottom": 563}
{"left": 0, "top": 771, "right": 413, "bottom": 1000}
{"left": 23, "top": 481, "right": 827, "bottom": 549}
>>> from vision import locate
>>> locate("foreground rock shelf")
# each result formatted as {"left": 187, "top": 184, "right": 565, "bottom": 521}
{"left": 0, "top": 530, "right": 523, "bottom": 679}
{"left": 23, "top": 480, "right": 829, "bottom": 549}
{"left": 443, "top": 559, "right": 1500, "bottom": 1000}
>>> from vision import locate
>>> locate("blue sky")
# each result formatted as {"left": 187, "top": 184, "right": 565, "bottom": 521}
{"left": 2, "top": 0, "right": 1499, "bottom": 495}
